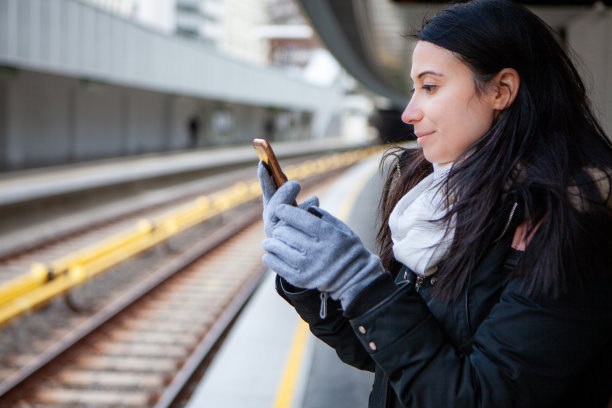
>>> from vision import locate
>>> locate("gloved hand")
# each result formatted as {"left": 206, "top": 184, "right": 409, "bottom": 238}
{"left": 257, "top": 161, "right": 318, "bottom": 237}
{"left": 262, "top": 204, "right": 385, "bottom": 310}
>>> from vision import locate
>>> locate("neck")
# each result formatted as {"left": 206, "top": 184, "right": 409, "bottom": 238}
{"left": 432, "top": 162, "right": 453, "bottom": 179}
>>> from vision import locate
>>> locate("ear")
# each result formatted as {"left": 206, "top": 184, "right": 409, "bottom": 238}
{"left": 491, "top": 68, "right": 520, "bottom": 111}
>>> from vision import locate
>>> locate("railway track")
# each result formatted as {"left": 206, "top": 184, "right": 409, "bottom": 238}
{"left": 0, "top": 167, "right": 346, "bottom": 407}
{"left": 1, "top": 208, "right": 266, "bottom": 407}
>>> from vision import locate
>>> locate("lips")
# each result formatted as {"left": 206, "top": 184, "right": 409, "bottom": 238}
{"left": 415, "top": 131, "right": 434, "bottom": 138}
{"left": 415, "top": 131, "right": 435, "bottom": 144}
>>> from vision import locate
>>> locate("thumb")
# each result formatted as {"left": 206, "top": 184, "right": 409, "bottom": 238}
{"left": 258, "top": 161, "right": 277, "bottom": 204}
{"left": 268, "top": 180, "right": 301, "bottom": 210}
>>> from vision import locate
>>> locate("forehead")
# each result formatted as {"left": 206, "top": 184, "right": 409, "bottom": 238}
{"left": 410, "top": 41, "right": 465, "bottom": 79}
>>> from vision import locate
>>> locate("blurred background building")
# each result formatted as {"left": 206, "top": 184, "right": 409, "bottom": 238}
{"left": 0, "top": 0, "right": 373, "bottom": 171}
{"left": 1, "top": 0, "right": 610, "bottom": 172}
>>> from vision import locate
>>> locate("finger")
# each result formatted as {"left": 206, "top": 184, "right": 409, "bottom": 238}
{"left": 298, "top": 195, "right": 319, "bottom": 210}
{"left": 274, "top": 204, "right": 323, "bottom": 236}
{"left": 275, "top": 204, "right": 353, "bottom": 237}
{"left": 267, "top": 181, "right": 301, "bottom": 211}
{"left": 262, "top": 252, "right": 299, "bottom": 278}
{"left": 310, "top": 207, "right": 354, "bottom": 235}
{"left": 271, "top": 224, "right": 312, "bottom": 251}
{"left": 262, "top": 237, "right": 304, "bottom": 264}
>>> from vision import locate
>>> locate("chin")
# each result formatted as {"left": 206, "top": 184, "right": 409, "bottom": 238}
{"left": 422, "top": 149, "right": 453, "bottom": 165}
{"left": 421, "top": 149, "right": 438, "bottom": 164}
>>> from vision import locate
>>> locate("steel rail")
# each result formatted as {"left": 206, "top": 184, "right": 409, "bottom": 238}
{"left": 0, "top": 206, "right": 262, "bottom": 405}
{"left": 153, "top": 263, "right": 267, "bottom": 408}
{"left": 0, "top": 146, "right": 382, "bottom": 327}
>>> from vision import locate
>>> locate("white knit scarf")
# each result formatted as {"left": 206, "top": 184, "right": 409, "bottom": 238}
{"left": 388, "top": 162, "right": 454, "bottom": 277}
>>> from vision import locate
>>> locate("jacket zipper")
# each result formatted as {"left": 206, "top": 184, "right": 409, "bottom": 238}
{"left": 464, "top": 202, "right": 516, "bottom": 335}
{"left": 415, "top": 275, "right": 424, "bottom": 292}
{"left": 319, "top": 292, "right": 329, "bottom": 319}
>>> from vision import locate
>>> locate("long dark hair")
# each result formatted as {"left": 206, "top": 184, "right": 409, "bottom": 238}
{"left": 377, "top": 0, "right": 612, "bottom": 301}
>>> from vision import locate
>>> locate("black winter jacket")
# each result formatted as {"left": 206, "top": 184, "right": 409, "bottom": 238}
{"left": 276, "top": 215, "right": 612, "bottom": 407}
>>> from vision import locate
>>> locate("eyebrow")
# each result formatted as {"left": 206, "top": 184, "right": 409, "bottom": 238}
{"left": 417, "top": 70, "right": 443, "bottom": 79}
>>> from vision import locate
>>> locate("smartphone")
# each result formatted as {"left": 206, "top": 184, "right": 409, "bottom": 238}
{"left": 253, "top": 138, "right": 297, "bottom": 206}
{"left": 253, "top": 138, "right": 288, "bottom": 188}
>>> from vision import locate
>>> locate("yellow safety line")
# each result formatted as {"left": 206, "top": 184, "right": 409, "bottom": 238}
{"left": 272, "top": 320, "right": 310, "bottom": 408}
{"left": 336, "top": 157, "right": 381, "bottom": 222}
{"left": 271, "top": 152, "right": 382, "bottom": 408}
{"left": 0, "top": 147, "right": 384, "bottom": 328}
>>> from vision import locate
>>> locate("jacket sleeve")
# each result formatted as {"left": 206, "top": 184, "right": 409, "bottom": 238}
{"left": 275, "top": 275, "right": 376, "bottom": 372}
{"left": 347, "top": 276, "right": 612, "bottom": 407}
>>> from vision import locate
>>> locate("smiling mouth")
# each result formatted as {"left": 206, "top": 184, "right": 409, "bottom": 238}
{"left": 415, "top": 131, "right": 435, "bottom": 139}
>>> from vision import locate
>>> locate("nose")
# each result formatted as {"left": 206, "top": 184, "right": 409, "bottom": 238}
{"left": 401, "top": 98, "right": 423, "bottom": 124}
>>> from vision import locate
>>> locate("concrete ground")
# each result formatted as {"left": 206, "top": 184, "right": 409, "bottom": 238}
{"left": 185, "top": 154, "right": 386, "bottom": 408}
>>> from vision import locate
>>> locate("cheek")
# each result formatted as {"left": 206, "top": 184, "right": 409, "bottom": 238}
{"left": 421, "top": 90, "right": 494, "bottom": 163}
{"left": 459, "top": 99, "right": 495, "bottom": 143}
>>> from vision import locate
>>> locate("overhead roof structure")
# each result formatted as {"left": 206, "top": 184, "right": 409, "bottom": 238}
{"left": 298, "top": 0, "right": 607, "bottom": 109}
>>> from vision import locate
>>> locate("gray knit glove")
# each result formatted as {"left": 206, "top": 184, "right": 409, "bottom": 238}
{"left": 258, "top": 161, "right": 318, "bottom": 236}
{"left": 262, "top": 204, "right": 385, "bottom": 310}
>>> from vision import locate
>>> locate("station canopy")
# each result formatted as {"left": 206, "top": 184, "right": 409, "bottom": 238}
{"left": 298, "top": 0, "right": 609, "bottom": 109}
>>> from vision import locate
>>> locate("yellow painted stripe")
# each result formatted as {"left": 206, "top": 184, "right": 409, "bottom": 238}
{"left": 273, "top": 320, "right": 310, "bottom": 408}
{"left": 336, "top": 159, "right": 380, "bottom": 222}
{"left": 271, "top": 155, "right": 381, "bottom": 407}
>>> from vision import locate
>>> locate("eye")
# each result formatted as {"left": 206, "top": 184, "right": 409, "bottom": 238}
{"left": 422, "top": 84, "right": 437, "bottom": 93}
{"left": 409, "top": 88, "right": 415, "bottom": 96}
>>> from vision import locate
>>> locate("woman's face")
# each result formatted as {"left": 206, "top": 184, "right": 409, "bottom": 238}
{"left": 402, "top": 41, "right": 497, "bottom": 164}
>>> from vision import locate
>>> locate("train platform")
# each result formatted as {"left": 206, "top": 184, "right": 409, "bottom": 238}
{"left": 0, "top": 138, "right": 369, "bottom": 257}
{"left": 185, "top": 153, "right": 387, "bottom": 408}
{"left": 0, "top": 138, "right": 367, "bottom": 207}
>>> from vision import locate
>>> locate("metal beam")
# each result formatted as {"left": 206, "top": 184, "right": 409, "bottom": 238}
{"left": 298, "top": 0, "right": 409, "bottom": 108}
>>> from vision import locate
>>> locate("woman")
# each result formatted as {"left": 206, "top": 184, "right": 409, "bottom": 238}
{"left": 258, "top": 1, "right": 612, "bottom": 407}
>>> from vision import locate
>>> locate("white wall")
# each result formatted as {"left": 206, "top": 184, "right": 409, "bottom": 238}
{"left": 0, "top": 0, "right": 342, "bottom": 112}
{"left": 0, "top": 78, "right": 6, "bottom": 164}
{"left": 0, "top": 0, "right": 347, "bottom": 170}
{"left": 126, "top": 90, "right": 169, "bottom": 154}
{"left": 73, "top": 83, "right": 125, "bottom": 159}
{"left": 6, "top": 71, "right": 73, "bottom": 166}
{"left": 222, "top": 0, "right": 269, "bottom": 66}
{"left": 168, "top": 96, "right": 200, "bottom": 150}
{"left": 0, "top": 69, "right": 323, "bottom": 169}
{"left": 133, "top": 0, "right": 176, "bottom": 33}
